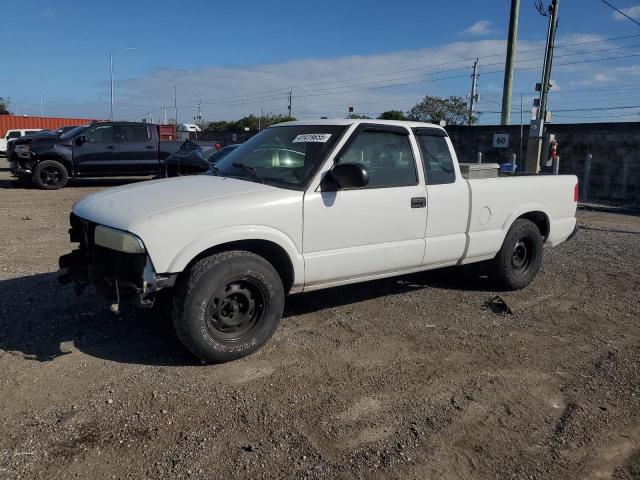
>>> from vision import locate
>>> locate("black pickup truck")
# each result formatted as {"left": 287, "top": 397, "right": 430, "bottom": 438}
{"left": 10, "top": 122, "right": 186, "bottom": 189}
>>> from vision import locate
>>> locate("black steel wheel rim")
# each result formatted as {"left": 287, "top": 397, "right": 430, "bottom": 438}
{"left": 511, "top": 237, "right": 534, "bottom": 275}
{"left": 40, "top": 166, "right": 61, "bottom": 186}
{"left": 206, "top": 278, "right": 266, "bottom": 341}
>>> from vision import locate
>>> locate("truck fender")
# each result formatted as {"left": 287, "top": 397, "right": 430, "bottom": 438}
{"left": 164, "top": 225, "right": 305, "bottom": 291}
{"left": 500, "top": 202, "right": 551, "bottom": 240}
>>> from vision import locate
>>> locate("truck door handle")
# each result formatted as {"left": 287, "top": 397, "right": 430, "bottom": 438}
{"left": 411, "top": 197, "right": 426, "bottom": 208}
{"left": 105, "top": 145, "right": 116, "bottom": 150}
{"left": 144, "top": 145, "right": 154, "bottom": 149}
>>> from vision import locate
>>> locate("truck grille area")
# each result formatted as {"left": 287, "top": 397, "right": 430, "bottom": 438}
{"left": 60, "top": 213, "right": 147, "bottom": 300}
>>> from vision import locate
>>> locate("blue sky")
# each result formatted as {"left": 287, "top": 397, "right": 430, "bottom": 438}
{"left": 2, "top": 0, "right": 640, "bottom": 124}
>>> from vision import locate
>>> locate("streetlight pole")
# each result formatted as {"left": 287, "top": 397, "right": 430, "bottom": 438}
{"left": 110, "top": 51, "right": 114, "bottom": 121}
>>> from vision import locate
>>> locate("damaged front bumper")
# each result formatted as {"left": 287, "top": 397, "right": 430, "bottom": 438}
{"left": 10, "top": 160, "right": 32, "bottom": 178}
{"left": 58, "top": 214, "right": 176, "bottom": 308}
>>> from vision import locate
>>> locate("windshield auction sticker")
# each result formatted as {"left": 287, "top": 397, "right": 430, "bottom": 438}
{"left": 292, "top": 133, "right": 332, "bottom": 143}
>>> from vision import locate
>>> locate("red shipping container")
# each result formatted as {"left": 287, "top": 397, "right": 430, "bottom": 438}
{"left": 0, "top": 115, "right": 101, "bottom": 137}
{"left": 157, "top": 124, "right": 176, "bottom": 141}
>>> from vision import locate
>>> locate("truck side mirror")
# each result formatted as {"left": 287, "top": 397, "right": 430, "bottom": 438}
{"left": 75, "top": 135, "right": 88, "bottom": 145}
{"left": 323, "top": 162, "right": 369, "bottom": 190}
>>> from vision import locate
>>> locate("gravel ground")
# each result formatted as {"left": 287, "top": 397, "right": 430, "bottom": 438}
{"left": 1, "top": 159, "right": 639, "bottom": 480}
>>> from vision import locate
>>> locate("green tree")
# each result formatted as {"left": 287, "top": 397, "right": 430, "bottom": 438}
{"left": 0, "top": 97, "right": 11, "bottom": 115}
{"left": 261, "top": 113, "right": 295, "bottom": 128}
{"left": 205, "top": 113, "right": 295, "bottom": 132}
{"left": 205, "top": 120, "right": 234, "bottom": 132}
{"left": 347, "top": 113, "right": 371, "bottom": 119}
{"left": 377, "top": 110, "right": 406, "bottom": 120}
{"left": 407, "top": 96, "right": 476, "bottom": 125}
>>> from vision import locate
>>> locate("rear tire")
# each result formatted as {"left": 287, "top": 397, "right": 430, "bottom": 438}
{"left": 488, "top": 219, "right": 543, "bottom": 291}
{"left": 172, "top": 250, "right": 284, "bottom": 363}
{"left": 33, "top": 160, "right": 68, "bottom": 189}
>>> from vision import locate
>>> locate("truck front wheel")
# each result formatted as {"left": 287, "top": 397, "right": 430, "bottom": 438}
{"left": 172, "top": 250, "right": 284, "bottom": 363}
{"left": 489, "top": 219, "right": 543, "bottom": 291}
{"left": 33, "top": 160, "right": 69, "bottom": 189}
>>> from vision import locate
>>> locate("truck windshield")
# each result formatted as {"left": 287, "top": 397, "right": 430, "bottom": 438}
{"left": 212, "top": 125, "right": 347, "bottom": 189}
{"left": 59, "top": 125, "right": 90, "bottom": 140}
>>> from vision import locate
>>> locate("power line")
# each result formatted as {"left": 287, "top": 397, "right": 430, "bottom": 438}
{"left": 196, "top": 33, "right": 640, "bottom": 106}
{"left": 554, "top": 111, "right": 640, "bottom": 118}
{"left": 196, "top": 50, "right": 640, "bottom": 109}
{"left": 599, "top": 0, "right": 640, "bottom": 27}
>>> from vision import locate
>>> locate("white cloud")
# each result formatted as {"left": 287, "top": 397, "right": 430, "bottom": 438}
{"left": 461, "top": 20, "right": 493, "bottom": 36}
{"left": 36, "top": 7, "right": 56, "bottom": 18}
{"left": 116, "top": 39, "right": 533, "bottom": 122}
{"left": 612, "top": 4, "right": 640, "bottom": 20}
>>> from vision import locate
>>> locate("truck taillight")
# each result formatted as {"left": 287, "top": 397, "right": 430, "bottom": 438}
{"left": 574, "top": 183, "right": 579, "bottom": 202}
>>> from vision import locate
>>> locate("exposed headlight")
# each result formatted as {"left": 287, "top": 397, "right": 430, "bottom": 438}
{"left": 94, "top": 225, "right": 145, "bottom": 253}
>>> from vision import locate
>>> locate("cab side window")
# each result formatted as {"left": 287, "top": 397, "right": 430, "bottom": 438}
{"left": 336, "top": 130, "right": 417, "bottom": 188}
{"left": 86, "top": 125, "right": 114, "bottom": 143}
{"left": 7, "top": 131, "right": 21, "bottom": 139}
{"left": 115, "top": 125, "right": 150, "bottom": 142}
{"left": 415, "top": 133, "right": 456, "bottom": 185}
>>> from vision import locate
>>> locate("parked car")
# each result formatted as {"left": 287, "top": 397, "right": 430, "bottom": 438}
{"left": 161, "top": 140, "right": 211, "bottom": 177}
{"left": 204, "top": 144, "right": 240, "bottom": 164}
{"left": 58, "top": 119, "right": 578, "bottom": 363}
{"left": 10, "top": 122, "right": 182, "bottom": 189}
{"left": 0, "top": 129, "right": 44, "bottom": 154}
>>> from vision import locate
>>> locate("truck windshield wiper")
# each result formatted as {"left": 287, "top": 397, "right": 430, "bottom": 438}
{"left": 232, "top": 162, "right": 264, "bottom": 183}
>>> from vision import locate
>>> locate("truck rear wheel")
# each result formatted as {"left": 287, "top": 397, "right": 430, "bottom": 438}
{"left": 33, "top": 160, "right": 68, "bottom": 189}
{"left": 489, "top": 219, "right": 543, "bottom": 291}
{"left": 172, "top": 250, "right": 284, "bottom": 363}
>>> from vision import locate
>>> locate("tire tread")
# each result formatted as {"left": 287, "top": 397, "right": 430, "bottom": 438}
{"left": 172, "top": 250, "right": 281, "bottom": 362}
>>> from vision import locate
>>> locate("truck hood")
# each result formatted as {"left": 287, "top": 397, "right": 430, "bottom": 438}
{"left": 12, "top": 134, "right": 57, "bottom": 145}
{"left": 73, "top": 175, "right": 280, "bottom": 231}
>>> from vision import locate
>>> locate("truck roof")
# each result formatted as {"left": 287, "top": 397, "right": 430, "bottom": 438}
{"left": 273, "top": 119, "right": 447, "bottom": 131}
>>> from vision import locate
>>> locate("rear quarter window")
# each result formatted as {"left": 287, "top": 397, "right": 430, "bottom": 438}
{"left": 415, "top": 133, "right": 456, "bottom": 185}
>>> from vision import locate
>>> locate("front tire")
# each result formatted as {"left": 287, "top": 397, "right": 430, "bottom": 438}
{"left": 489, "top": 219, "right": 543, "bottom": 291}
{"left": 33, "top": 160, "right": 69, "bottom": 189}
{"left": 172, "top": 250, "right": 284, "bottom": 363}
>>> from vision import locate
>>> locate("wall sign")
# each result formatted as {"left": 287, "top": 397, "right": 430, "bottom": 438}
{"left": 493, "top": 133, "right": 510, "bottom": 149}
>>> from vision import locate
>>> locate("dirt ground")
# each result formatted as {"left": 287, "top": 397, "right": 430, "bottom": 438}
{"left": 1, "top": 158, "right": 639, "bottom": 480}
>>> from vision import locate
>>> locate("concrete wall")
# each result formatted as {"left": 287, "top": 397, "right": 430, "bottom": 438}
{"left": 445, "top": 122, "right": 640, "bottom": 203}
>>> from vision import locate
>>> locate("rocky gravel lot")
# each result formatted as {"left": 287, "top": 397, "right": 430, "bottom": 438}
{"left": 0, "top": 159, "right": 639, "bottom": 479}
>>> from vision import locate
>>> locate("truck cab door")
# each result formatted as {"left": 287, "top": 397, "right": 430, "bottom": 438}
{"left": 413, "top": 128, "right": 469, "bottom": 266}
{"left": 73, "top": 124, "right": 118, "bottom": 175}
{"left": 114, "top": 124, "right": 158, "bottom": 174}
{"left": 303, "top": 124, "right": 427, "bottom": 287}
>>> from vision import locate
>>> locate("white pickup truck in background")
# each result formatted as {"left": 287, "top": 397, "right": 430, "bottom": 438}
{"left": 59, "top": 119, "right": 578, "bottom": 363}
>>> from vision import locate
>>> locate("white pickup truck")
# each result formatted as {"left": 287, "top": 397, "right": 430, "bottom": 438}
{"left": 59, "top": 120, "right": 578, "bottom": 362}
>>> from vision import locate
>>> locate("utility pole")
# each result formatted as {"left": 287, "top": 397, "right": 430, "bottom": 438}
{"left": 174, "top": 86, "right": 178, "bottom": 126}
{"left": 525, "top": 0, "right": 559, "bottom": 173}
{"left": 40, "top": 95, "right": 44, "bottom": 118}
{"left": 288, "top": 89, "right": 292, "bottom": 119}
{"left": 501, "top": 0, "right": 520, "bottom": 125}
{"left": 163, "top": 106, "right": 167, "bottom": 124}
{"left": 195, "top": 101, "right": 203, "bottom": 126}
{"left": 468, "top": 59, "right": 479, "bottom": 125}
